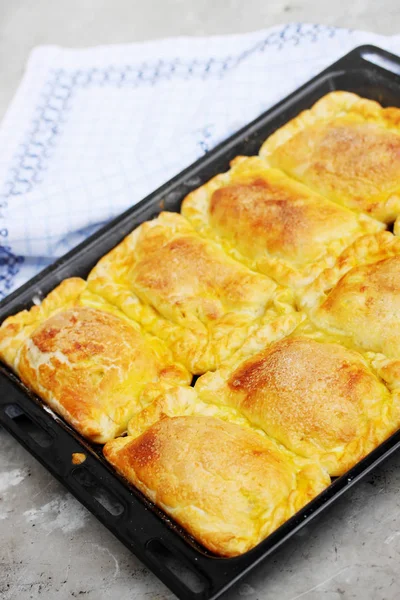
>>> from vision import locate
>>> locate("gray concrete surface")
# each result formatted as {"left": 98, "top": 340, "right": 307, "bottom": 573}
{"left": 1, "top": 2, "right": 400, "bottom": 599}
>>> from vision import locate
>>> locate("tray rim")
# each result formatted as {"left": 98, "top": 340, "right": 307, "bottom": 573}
{"left": 2, "top": 42, "right": 400, "bottom": 600}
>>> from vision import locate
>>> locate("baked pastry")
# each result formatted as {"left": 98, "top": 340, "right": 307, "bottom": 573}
{"left": 126, "top": 380, "right": 261, "bottom": 438}
{"left": 5, "top": 87, "right": 400, "bottom": 559}
{"left": 260, "top": 91, "right": 400, "bottom": 224}
{"left": 300, "top": 231, "right": 400, "bottom": 386}
{"left": 104, "top": 413, "right": 330, "bottom": 557}
{"left": 195, "top": 332, "right": 399, "bottom": 476}
{"left": 0, "top": 278, "right": 190, "bottom": 443}
{"left": 181, "top": 156, "right": 382, "bottom": 288}
{"left": 87, "top": 211, "right": 302, "bottom": 373}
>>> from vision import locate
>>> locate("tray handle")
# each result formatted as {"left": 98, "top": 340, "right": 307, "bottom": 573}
{"left": 2, "top": 402, "right": 55, "bottom": 452}
{"left": 360, "top": 46, "right": 400, "bottom": 77}
{"left": 331, "top": 44, "right": 400, "bottom": 77}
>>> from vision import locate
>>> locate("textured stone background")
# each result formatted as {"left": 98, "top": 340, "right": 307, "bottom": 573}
{"left": 1, "top": 2, "right": 400, "bottom": 599}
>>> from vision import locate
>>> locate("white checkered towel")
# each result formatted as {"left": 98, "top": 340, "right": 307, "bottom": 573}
{"left": 1, "top": 23, "right": 400, "bottom": 296}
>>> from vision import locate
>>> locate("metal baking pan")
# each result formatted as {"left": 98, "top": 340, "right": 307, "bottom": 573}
{"left": 1, "top": 44, "right": 400, "bottom": 600}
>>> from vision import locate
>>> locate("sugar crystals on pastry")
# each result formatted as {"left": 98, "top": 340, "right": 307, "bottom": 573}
{"left": 104, "top": 412, "right": 329, "bottom": 557}
{"left": 181, "top": 155, "right": 382, "bottom": 288}
{"left": 260, "top": 91, "right": 400, "bottom": 224}
{"left": 195, "top": 333, "right": 400, "bottom": 476}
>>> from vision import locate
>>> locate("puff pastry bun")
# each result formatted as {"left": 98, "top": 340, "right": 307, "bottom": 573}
{"left": 0, "top": 278, "right": 190, "bottom": 442}
{"left": 260, "top": 91, "right": 400, "bottom": 224}
{"left": 88, "top": 211, "right": 302, "bottom": 373}
{"left": 195, "top": 333, "right": 399, "bottom": 476}
{"left": 104, "top": 413, "right": 329, "bottom": 557}
{"left": 181, "top": 156, "right": 382, "bottom": 288}
{"left": 300, "top": 232, "right": 400, "bottom": 386}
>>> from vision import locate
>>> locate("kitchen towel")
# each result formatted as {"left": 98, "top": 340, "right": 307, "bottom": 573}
{"left": 1, "top": 22, "right": 400, "bottom": 297}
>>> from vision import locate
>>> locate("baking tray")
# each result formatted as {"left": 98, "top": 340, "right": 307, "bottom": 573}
{"left": 1, "top": 44, "right": 400, "bottom": 600}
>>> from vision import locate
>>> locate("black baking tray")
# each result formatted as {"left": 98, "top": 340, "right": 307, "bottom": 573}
{"left": 2, "top": 44, "right": 400, "bottom": 600}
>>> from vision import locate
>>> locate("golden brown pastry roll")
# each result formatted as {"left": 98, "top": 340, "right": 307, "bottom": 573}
{"left": 300, "top": 231, "right": 400, "bottom": 386}
{"left": 0, "top": 278, "right": 190, "bottom": 443}
{"left": 181, "top": 156, "right": 382, "bottom": 288}
{"left": 87, "top": 211, "right": 302, "bottom": 373}
{"left": 260, "top": 91, "right": 400, "bottom": 223}
{"left": 195, "top": 334, "right": 400, "bottom": 476}
{"left": 104, "top": 415, "right": 330, "bottom": 557}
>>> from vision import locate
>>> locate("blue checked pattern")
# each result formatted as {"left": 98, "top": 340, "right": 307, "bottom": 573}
{"left": 0, "top": 23, "right": 343, "bottom": 298}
